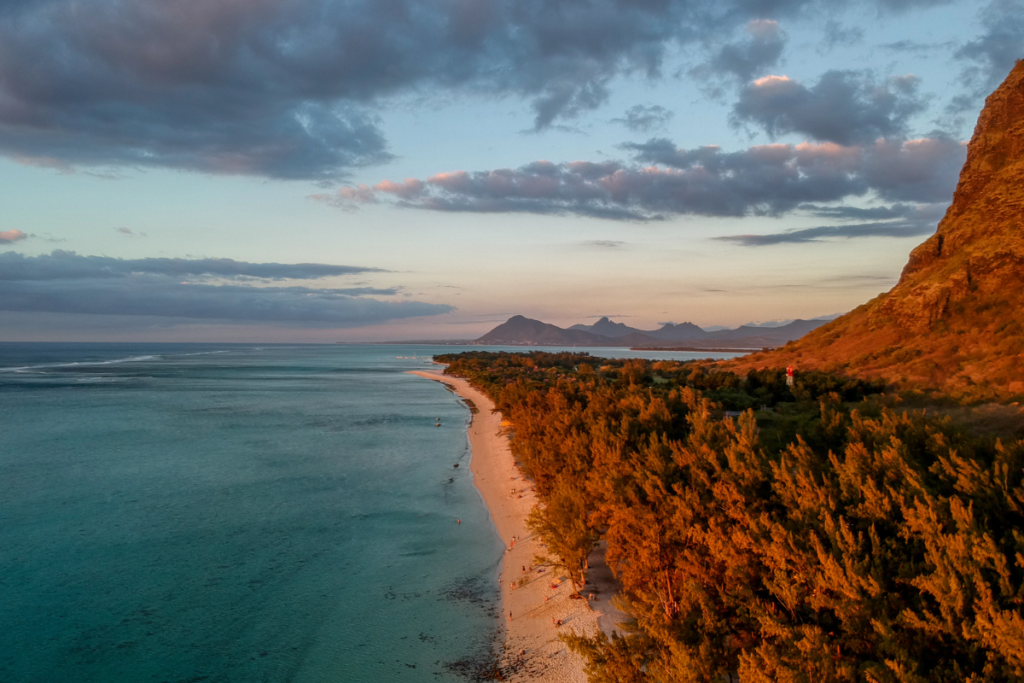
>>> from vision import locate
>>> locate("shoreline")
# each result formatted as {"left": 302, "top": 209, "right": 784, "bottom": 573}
{"left": 409, "top": 369, "right": 625, "bottom": 682}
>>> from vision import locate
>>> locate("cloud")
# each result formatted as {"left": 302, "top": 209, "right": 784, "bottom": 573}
{"left": 954, "top": 0, "right": 1024, "bottom": 100}
{"left": 374, "top": 178, "right": 425, "bottom": 198}
{"left": 612, "top": 105, "right": 674, "bottom": 133}
{"left": 328, "top": 135, "right": 965, "bottom": 221}
{"left": 0, "top": 278, "right": 451, "bottom": 325}
{"left": 874, "top": 0, "right": 960, "bottom": 10}
{"left": 0, "top": 0, "right": 961, "bottom": 179}
{"left": 717, "top": 199, "right": 947, "bottom": 246}
{"left": 881, "top": 39, "right": 956, "bottom": 54}
{"left": 716, "top": 219, "right": 936, "bottom": 245}
{"left": 0, "top": 250, "right": 385, "bottom": 281}
{"left": 0, "top": 229, "right": 27, "bottom": 244}
{"left": 0, "top": 251, "right": 451, "bottom": 326}
{"left": 820, "top": 20, "right": 864, "bottom": 49}
{"left": 801, "top": 201, "right": 948, "bottom": 221}
{"left": 309, "top": 183, "right": 379, "bottom": 209}
{"left": 583, "top": 240, "right": 626, "bottom": 248}
{"left": 859, "top": 136, "right": 967, "bottom": 203}
{"left": 693, "top": 20, "right": 786, "bottom": 83}
{"left": 0, "top": 0, "right": 704, "bottom": 175}
{"left": 731, "top": 70, "right": 928, "bottom": 145}
{"left": 626, "top": 135, "right": 965, "bottom": 204}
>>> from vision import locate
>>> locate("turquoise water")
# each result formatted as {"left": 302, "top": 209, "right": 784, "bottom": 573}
{"left": 0, "top": 343, "right": 738, "bottom": 682}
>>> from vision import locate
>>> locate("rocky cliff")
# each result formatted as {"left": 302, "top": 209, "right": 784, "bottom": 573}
{"left": 729, "top": 60, "right": 1024, "bottom": 402}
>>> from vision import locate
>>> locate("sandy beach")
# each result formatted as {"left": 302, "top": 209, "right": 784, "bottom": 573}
{"left": 409, "top": 369, "right": 627, "bottom": 682}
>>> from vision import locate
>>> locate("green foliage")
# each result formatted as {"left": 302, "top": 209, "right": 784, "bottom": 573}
{"left": 437, "top": 352, "right": 1024, "bottom": 682}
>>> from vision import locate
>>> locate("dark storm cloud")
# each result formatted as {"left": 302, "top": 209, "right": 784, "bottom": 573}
{"left": 954, "top": 0, "right": 1024, "bottom": 98}
{"left": 0, "top": 251, "right": 452, "bottom": 325}
{"left": 731, "top": 70, "right": 928, "bottom": 146}
{"left": 0, "top": 0, "right": 958, "bottom": 179}
{"left": 330, "top": 135, "right": 964, "bottom": 220}
{"left": 612, "top": 105, "right": 674, "bottom": 133}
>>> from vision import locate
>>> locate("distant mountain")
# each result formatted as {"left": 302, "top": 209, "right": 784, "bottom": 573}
{"left": 706, "top": 319, "right": 824, "bottom": 342}
{"left": 570, "top": 317, "right": 708, "bottom": 341}
{"left": 475, "top": 315, "right": 829, "bottom": 348}
{"left": 477, "top": 315, "right": 611, "bottom": 346}
{"left": 569, "top": 317, "right": 646, "bottom": 337}
{"left": 728, "top": 61, "right": 1024, "bottom": 402}
{"left": 743, "top": 320, "right": 795, "bottom": 328}
{"left": 707, "top": 314, "right": 842, "bottom": 332}
{"left": 649, "top": 321, "right": 708, "bottom": 341}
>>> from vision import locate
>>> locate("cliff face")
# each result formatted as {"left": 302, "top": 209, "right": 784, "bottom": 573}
{"left": 730, "top": 60, "right": 1024, "bottom": 402}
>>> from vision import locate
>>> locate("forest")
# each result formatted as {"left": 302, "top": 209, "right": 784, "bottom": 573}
{"left": 435, "top": 351, "right": 1024, "bottom": 682}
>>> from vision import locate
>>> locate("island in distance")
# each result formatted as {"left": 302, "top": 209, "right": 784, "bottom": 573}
{"left": 473, "top": 314, "right": 835, "bottom": 350}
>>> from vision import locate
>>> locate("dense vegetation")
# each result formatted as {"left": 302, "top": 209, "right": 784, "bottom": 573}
{"left": 436, "top": 351, "right": 1024, "bottom": 682}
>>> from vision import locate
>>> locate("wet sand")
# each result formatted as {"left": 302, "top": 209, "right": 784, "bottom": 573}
{"left": 409, "top": 369, "right": 626, "bottom": 682}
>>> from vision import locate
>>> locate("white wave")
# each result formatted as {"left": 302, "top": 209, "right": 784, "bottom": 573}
{"left": 0, "top": 354, "right": 161, "bottom": 373}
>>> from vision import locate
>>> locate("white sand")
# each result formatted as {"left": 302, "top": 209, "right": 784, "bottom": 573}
{"left": 410, "top": 369, "right": 627, "bottom": 682}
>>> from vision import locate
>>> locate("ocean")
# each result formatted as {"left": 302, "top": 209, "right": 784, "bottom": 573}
{"left": 0, "top": 343, "right": 738, "bottom": 682}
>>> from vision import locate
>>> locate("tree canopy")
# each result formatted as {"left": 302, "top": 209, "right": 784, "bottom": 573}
{"left": 437, "top": 351, "right": 1024, "bottom": 682}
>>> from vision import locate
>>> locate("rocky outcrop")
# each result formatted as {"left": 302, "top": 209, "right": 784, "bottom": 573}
{"left": 728, "top": 61, "right": 1024, "bottom": 402}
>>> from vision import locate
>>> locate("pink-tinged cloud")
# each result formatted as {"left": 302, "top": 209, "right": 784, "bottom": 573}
{"left": 427, "top": 171, "right": 472, "bottom": 191}
{"left": 374, "top": 178, "right": 424, "bottom": 198}
{"left": 325, "top": 135, "right": 966, "bottom": 223}
{"left": 751, "top": 74, "right": 794, "bottom": 88}
{"left": 0, "top": 229, "right": 27, "bottom": 244}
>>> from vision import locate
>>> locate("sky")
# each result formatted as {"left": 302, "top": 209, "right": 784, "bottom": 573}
{"left": 0, "top": 0, "right": 1021, "bottom": 342}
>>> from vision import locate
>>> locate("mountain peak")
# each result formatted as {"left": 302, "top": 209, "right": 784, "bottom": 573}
{"left": 881, "top": 60, "right": 1024, "bottom": 333}
{"left": 729, "top": 61, "right": 1024, "bottom": 402}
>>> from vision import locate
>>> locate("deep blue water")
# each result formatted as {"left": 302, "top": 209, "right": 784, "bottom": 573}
{"left": 0, "top": 343, "right": 738, "bottom": 682}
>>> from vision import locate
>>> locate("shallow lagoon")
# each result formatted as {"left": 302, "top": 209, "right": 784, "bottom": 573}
{"left": 0, "top": 343, "right": 737, "bottom": 682}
